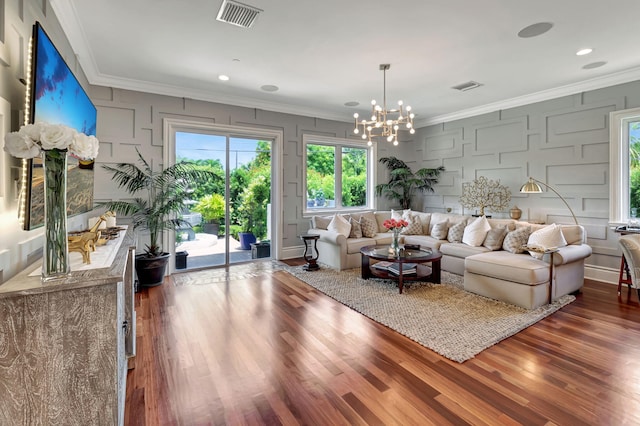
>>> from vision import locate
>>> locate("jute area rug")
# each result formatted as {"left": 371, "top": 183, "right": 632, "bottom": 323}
{"left": 287, "top": 266, "right": 575, "bottom": 363}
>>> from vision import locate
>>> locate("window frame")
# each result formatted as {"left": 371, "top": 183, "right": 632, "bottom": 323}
{"left": 609, "top": 107, "right": 640, "bottom": 225}
{"left": 302, "top": 134, "right": 376, "bottom": 215}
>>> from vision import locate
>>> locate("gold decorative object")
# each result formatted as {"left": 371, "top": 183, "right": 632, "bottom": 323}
{"left": 520, "top": 177, "right": 579, "bottom": 225}
{"left": 510, "top": 205, "right": 522, "bottom": 220}
{"left": 459, "top": 176, "right": 511, "bottom": 216}
{"left": 68, "top": 212, "right": 114, "bottom": 264}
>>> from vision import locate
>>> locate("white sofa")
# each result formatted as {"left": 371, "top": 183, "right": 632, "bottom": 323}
{"left": 307, "top": 211, "right": 592, "bottom": 309}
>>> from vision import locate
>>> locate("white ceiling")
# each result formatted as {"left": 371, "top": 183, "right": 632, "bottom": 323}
{"left": 51, "top": 0, "right": 640, "bottom": 127}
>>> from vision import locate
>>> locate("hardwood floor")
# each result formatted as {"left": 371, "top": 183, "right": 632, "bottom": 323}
{"left": 125, "top": 261, "right": 640, "bottom": 425}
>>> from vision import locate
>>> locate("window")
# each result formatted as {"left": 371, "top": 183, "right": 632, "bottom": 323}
{"left": 303, "top": 134, "right": 375, "bottom": 213}
{"left": 609, "top": 107, "right": 640, "bottom": 224}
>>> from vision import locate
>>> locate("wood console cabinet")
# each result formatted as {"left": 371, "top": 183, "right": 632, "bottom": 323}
{"left": 0, "top": 228, "right": 136, "bottom": 426}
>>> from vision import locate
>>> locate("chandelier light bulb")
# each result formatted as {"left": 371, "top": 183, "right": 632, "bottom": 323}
{"left": 393, "top": 140, "right": 399, "bottom": 146}
{"left": 409, "top": 113, "right": 415, "bottom": 119}
{"left": 386, "top": 120, "right": 392, "bottom": 126}
{"left": 353, "top": 113, "right": 359, "bottom": 118}
{"left": 375, "top": 122, "right": 382, "bottom": 128}
{"left": 362, "top": 134, "right": 367, "bottom": 140}
{"left": 410, "top": 128, "right": 415, "bottom": 134}
{"left": 394, "top": 125, "right": 399, "bottom": 131}
{"left": 398, "top": 100, "right": 403, "bottom": 106}
{"left": 406, "top": 106, "right": 412, "bottom": 111}
{"left": 371, "top": 115, "right": 376, "bottom": 120}
{"left": 361, "top": 119, "right": 366, "bottom": 124}
{"left": 367, "top": 140, "right": 372, "bottom": 146}
{"left": 406, "top": 123, "right": 412, "bottom": 128}
{"left": 367, "top": 126, "right": 372, "bottom": 131}
{"left": 354, "top": 128, "right": 359, "bottom": 134}
{"left": 371, "top": 100, "right": 377, "bottom": 105}
{"left": 375, "top": 105, "right": 382, "bottom": 111}
{"left": 387, "top": 135, "right": 393, "bottom": 142}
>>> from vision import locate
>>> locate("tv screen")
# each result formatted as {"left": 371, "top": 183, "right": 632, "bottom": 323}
{"left": 22, "top": 22, "right": 98, "bottom": 230}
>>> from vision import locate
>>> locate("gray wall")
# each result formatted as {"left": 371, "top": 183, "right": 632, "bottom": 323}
{"left": 89, "top": 85, "right": 399, "bottom": 258}
{"left": 0, "top": 0, "right": 92, "bottom": 282}
{"left": 409, "top": 80, "right": 640, "bottom": 281}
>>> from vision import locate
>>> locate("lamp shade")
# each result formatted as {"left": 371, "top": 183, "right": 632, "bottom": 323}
{"left": 520, "top": 178, "right": 543, "bottom": 193}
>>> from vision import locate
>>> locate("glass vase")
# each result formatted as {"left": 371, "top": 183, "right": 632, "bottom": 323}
{"left": 390, "top": 228, "right": 401, "bottom": 256}
{"left": 41, "top": 149, "right": 70, "bottom": 282}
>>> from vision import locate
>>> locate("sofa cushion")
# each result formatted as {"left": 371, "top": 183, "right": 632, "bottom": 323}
{"left": 411, "top": 211, "right": 432, "bottom": 235}
{"left": 353, "top": 212, "right": 377, "bottom": 238}
{"left": 527, "top": 224, "right": 567, "bottom": 259}
{"left": 483, "top": 225, "right": 508, "bottom": 250}
{"left": 440, "top": 242, "right": 490, "bottom": 258}
{"left": 462, "top": 216, "right": 491, "bottom": 247}
{"left": 402, "top": 214, "right": 423, "bottom": 235}
{"left": 447, "top": 221, "right": 466, "bottom": 243}
{"left": 402, "top": 235, "right": 445, "bottom": 250}
{"left": 431, "top": 220, "right": 449, "bottom": 239}
{"left": 502, "top": 226, "right": 531, "bottom": 254}
{"left": 348, "top": 216, "right": 363, "bottom": 238}
{"left": 328, "top": 214, "right": 351, "bottom": 237}
{"left": 312, "top": 215, "right": 333, "bottom": 230}
{"left": 374, "top": 211, "right": 392, "bottom": 234}
{"left": 465, "top": 251, "right": 550, "bottom": 285}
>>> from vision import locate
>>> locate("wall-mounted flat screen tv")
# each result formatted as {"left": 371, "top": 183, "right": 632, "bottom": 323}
{"left": 22, "top": 21, "right": 97, "bottom": 230}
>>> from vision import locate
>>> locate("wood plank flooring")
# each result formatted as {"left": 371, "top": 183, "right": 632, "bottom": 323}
{"left": 125, "top": 261, "right": 640, "bottom": 425}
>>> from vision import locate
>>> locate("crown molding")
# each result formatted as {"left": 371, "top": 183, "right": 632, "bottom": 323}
{"left": 51, "top": 0, "right": 640, "bottom": 129}
{"left": 416, "top": 66, "right": 640, "bottom": 127}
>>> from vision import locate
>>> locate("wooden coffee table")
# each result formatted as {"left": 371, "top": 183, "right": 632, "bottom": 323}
{"left": 360, "top": 245, "right": 442, "bottom": 294}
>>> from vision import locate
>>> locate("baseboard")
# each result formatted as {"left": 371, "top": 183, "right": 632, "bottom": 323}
{"left": 584, "top": 264, "right": 618, "bottom": 285}
{"left": 280, "top": 245, "right": 306, "bottom": 260}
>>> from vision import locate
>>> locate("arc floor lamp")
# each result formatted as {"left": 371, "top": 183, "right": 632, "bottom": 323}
{"left": 520, "top": 177, "right": 579, "bottom": 225}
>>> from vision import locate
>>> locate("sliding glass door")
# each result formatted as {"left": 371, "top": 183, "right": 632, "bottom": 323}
{"left": 174, "top": 131, "right": 272, "bottom": 270}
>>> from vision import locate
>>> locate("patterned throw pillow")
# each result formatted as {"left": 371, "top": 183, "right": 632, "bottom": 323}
{"left": 348, "top": 216, "right": 363, "bottom": 238}
{"left": 312, "top": 215, "right": 332, "bottom": 230}
{"left": 401, "top": 214, "right": 423, "bottom": 235}
{"left": 359, "top": 212, "right": 378, "bottom": 238}
{"left": 527, "top": 224, "right": 567, "bottom": 259}
{"left": 447, "top": 221, "right": 466, "bottom": 243}
{"left": 462, "top": 216, "right": 491, "bottom": 247}
{"left": 502, "top": 226, "right": 531, "bottom": 254}
{"left": 328, "top": 214, "right": 351, "bottom": 237}
{"left": 431, "top": 221, "right": 449, "bottom": 240}
{"left": 483, "top": 226, "right": 508, "bottom": 250}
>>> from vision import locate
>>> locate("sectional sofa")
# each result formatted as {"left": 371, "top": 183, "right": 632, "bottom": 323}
{"left": 307, "top": 210, "right": 592, "bottom": 309}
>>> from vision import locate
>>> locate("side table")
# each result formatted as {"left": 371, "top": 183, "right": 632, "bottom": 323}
{"left": 523, "top": 245, "right": 559, "bottom": 304}
{"left": 299, "top": 234, "right": 320, "bottom": 271}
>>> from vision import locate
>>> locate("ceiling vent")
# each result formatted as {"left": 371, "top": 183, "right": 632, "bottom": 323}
{"left": 216, "top": 0, "right": 263, "bottom": 28}
{"left": 451, "top": 81, "right": 483, "bottom": 92}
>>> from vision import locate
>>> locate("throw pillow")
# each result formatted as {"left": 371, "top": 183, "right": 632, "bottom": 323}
{"left": 483, "top": 226, "right": 508, "bottom": 250}
{"left": 328, "top": 214, "right": 351, "bottom": 238}
{"left": 462, "top": 216, "right": 491, "bottom": 247}
{"left": 527, "top": 223, "right": 568, "bottom": 259}
{"left": 401, "top": 214, "right": 423, "bottom": 235}
{"left": 359, "top": 212, "right": 378, "bottom": 237}
{"left": 431, "top": 221, "right": 449, "bottom": 240}
{"left": 502, "top": 226, "right": 531, "bottom": 254}
{"left": 311, "top": 215, "right": 332, "bottom": 230}
{"left": 447, "top": 221, "right": 466, "bottom": 243}
{"left": 348, "top": 216, "right": 363, "bottom": 238}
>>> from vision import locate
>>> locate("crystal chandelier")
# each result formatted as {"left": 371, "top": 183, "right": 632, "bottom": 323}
{"left": 353, "top": 64, "right": 415, "bottom": 146}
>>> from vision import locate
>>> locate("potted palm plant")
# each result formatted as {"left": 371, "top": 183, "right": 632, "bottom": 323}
{"left": 101, "top": 148, "right": 216, "bottom": 286}
{"left": 375, "top": 156, "right": 445, "bottom": 210}
{"left": 193, "top": 193, "right": 225, "bottom": 235}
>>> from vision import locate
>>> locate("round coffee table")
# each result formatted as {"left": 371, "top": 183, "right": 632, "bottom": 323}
{"left": 360, "top": 245, "right": 442, "bottom": 294}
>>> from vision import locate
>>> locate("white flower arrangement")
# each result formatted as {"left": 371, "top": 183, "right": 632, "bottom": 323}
{"left": 3, "top": 122, "right": 99, "bottom": 160}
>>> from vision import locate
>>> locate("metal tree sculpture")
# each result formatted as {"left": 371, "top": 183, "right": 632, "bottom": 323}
{"left": 459, "top": 176, "right": 511, "bottom": 216}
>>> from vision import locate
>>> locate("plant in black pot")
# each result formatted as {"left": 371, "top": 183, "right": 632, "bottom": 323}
{"left": 236, "top": 175, "right": 270, "bottom": 250}
{"left": 101, "top": 148, "right": 217, "bottom": 286}
{"left": 192, "top": 193, "right": 225, "bottom": 236}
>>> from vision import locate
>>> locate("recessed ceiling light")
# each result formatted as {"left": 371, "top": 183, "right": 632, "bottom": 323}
{"left": 582, "top": 61, "right": 607, "bottom": 70}
{"left": 344, "top": 101, "right": 359, "bottom": 107}
{"left": 576, "top": 48, "right": 593, "bottom": 56}
{"left": 218, "top": 74, "right": 230, "bottom": 81}
{"left": 517, "top": 22, "right": 553, "bottom": 38}
{"left": 261, "top": 85, "right": 279, "bottom": 92}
